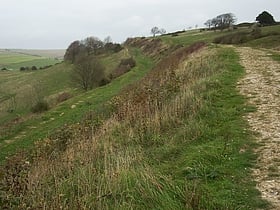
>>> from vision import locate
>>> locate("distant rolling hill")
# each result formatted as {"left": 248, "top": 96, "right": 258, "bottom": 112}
{"left": 0, "top": 49, "right": 65, "bottom": 70}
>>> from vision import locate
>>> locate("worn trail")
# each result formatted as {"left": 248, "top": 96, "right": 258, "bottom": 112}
{"left": 237, "top": 47, "right": 280, "bottom": 209}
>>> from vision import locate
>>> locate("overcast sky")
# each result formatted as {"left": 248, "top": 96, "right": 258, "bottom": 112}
{"left": 0, "top": 0, "right": 279, "bottom": 49}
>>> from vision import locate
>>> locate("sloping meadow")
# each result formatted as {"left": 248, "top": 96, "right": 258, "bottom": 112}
{"left": 0, "top": 43, "right": 264, "bottom": 209}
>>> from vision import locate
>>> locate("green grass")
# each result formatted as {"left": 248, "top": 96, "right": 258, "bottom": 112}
{"left": 244, "top": 34, "right": 280, "bottom": 49}
{"left": 0, "top": 48, "right": 154, "bottom": 163}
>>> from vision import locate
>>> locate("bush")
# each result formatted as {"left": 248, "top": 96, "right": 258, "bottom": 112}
{"left": 20, "top": 67, "right": 26, "bottom": 71}
{"left": 112, "top": 57, "right": 136, "bottom": 78}
{"left": 120, "top": 57, "right": 136, "bottom": 68}
{"left": 31, "top": 100, "right": 49, "bottom": 113}
{"left": 31, "top": 66, "right": 37, "bottom": 70}
{"left": 56, "top": 92, "right": 72, "bottom": 103}
{"left": 99, "top": 78, "right": 111, "bottom": 86}
{"left": 213, "top": 32, "right": 249, "bottom": 44}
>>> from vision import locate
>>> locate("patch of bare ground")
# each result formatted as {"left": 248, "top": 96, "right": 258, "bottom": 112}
{"left": 237, "top": 47, "right": 280, "bottom": 209}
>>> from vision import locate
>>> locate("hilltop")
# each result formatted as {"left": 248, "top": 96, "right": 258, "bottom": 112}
{"left": 0, "top": 24, "right": 280, "bottom": 209}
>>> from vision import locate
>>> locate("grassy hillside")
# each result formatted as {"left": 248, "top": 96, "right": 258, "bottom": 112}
{"left": 1, "top": 25, "right": 280, "bottom": 209}
{"left": 0, "top": 44, "right": 267, "bottom": 209}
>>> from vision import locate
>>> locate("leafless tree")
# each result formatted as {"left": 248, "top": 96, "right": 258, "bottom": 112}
{"left": 204, "top": 19, "right": 212, "bottom": 29}
{"left": 71, "top": 56, "right": 105, "bottom": 91}
{"left": 104, "top": 36, "right": 112, "bottom": 44}
{"left": 159, "top": 28, "right": 166, "bottom": 35}
{"left": 151, "top": 26, "right": 160, "bottom": 37}
{"left": 216, "top": 13, "right": 237, "bottom": 30}
{"left": 83, "top": 36, "right": 104, "bottom": 55}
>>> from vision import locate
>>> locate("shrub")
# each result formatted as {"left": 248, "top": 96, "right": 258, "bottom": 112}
{"left": 99, "top": 78, "right": 111, "bottom": 86}
{"left": 20, "top": 67, "right": 26, "bottom": 71}
{"left": 31, "top": 100, "right": 49, "bottom": 113}
{"left": 31, "top": 66, "right": 37, "bottom": 70}
{"left": 213, "top": 32, "right": 249, "bottom": 44}
{"left": 120, "top": 57, "right": 136, "bottom": 68}
{"left": 56, "top": 92, "right": 72, "bottom": 103}
{"left": 112, "top": 57, "right": 136, "bottom": 78}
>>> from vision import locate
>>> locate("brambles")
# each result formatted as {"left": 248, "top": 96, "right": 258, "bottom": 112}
{"left": 111, "top": 57, "right": 136, "bottom": 78}
{"left": 31, "top": 100, "right": 49, "bottom": 113}
{"left": 56, "top": 92, "right": 72, "bottom": 103}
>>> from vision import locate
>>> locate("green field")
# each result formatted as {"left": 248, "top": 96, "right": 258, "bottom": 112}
{"left": 0, "top": 49, "right": 63, "bottom": 70}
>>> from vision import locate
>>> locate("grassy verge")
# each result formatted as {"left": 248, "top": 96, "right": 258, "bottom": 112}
{"left": 0, "top": 46, "right": 267, "bottom": 209}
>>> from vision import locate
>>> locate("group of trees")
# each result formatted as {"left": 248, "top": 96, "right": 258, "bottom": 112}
{"left": 204, "top": 13, "right": 237, "bottom": 30}
{"left": 205, "top": 11, "right": 276, "bottom": 30}
{"left": 150, "top": 26, "right": 166, "bottom": 37}
{"left": 64, "top": 36, "right": 125, "bottom": 91}
{"left": 64, "top": 36, "right": 122, "bottom": 63}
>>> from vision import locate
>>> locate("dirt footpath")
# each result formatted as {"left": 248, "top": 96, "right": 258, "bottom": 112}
{"left": 237, "top": 47, "right": 280, "bottom": 209}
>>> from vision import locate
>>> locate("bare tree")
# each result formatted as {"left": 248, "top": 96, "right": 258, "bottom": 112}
{"left": 205, "top": 13, "right": 236, "bottom": 31}
{"left": 72, "top": 56, "right": 105, "bottom": 91}
{"left": 216, "top": 13, "right": 236, "bottom": 30}
{"left": 151, "top": 26, "right": 160, "bottom": 37}
{"left": 159, "top": 28, "right": 166, "bottom": 35}
{"left": 104, "top": 36, "right": 112, "bottom": 44}
{"left": 83, "top": 36, "right": 104, "bottom": 55}
{"left": 204, "top": 19, "right": 212, "bottom": 29}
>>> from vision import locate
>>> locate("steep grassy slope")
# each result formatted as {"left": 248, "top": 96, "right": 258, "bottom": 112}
{"left": 0, "top": 43, "right": 267, "bottom": 209}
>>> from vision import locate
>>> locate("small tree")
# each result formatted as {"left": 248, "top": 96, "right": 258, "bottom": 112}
{"left": 151, "top": 26, "right": 160, "bottom": 37}
{"left": 204, "top": 19, "right": 212, "bottom": 29}
{"left": 256, "top": 11, "right": 276, "bottom": 26}
{"left": 216, "top": 13, "right": 236, "bottom": 30}
{"left": 72, "top": 56, "right": 105, "bottom": 91}
{"left": 104, "top": 36, "right": 112, "bottom": 44}
{"left": 159, "top": 28, "right": 166, "bottom": 35}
